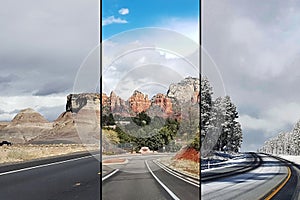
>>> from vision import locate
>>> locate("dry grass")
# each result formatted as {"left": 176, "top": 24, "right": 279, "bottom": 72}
{"left": 159, "top": 157, "right": 199, "bottom": 179}
{"left": 0, "top": 144, "right": 99, "bottom": 164}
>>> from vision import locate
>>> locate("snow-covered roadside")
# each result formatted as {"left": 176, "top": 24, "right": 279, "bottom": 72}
{"left": 201, "top": 152, "right": 247, "bottom": 171}
{"left": 201, "top": 157, "right": 248, "bottom": 172}
{"left": 278, "top": 155, "right": 300, "bottom": 165}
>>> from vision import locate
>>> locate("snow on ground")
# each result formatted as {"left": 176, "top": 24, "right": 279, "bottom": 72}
{"left": 278, "top": 155, "right": 300, "bottom": 165}
{"left": 201, "top": 152, "right": 247, "bottom": 171}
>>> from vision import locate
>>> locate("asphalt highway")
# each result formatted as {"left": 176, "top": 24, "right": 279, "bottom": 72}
{"left": 0, "top": 152, "right": 101, "bottom": 200}
{"left": 2, "top": 150, "right": 299, "bottom": 200}
{"left": 102, "top": 154, "right": 200, "bottom": 200}
{"left": 0, "top": 152, "right": 199, "bottom": 200}
{"left": 201, "top": 153, "right": 290, "bottom": 200}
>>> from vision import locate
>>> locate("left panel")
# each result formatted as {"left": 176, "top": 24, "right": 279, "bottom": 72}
{"left": 0, "top": 1, "right": 101, "bottom": 199}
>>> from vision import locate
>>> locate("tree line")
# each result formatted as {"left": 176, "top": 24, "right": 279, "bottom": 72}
{"left": 260, "top": 120, "right": 300, "bottom": 155}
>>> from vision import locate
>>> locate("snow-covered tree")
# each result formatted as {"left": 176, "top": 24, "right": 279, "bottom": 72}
{"left": 200, "top": 77, "right": 242, "bottom": 153}
{"left": 200, "top": 76, "right": 213, "bottom": 146}
{"left": 260, "top": 131, "right": 294, "bottom": 155}
{"left": 212, "top": 96, "right": 242, "bottom": 152}
{"left": 292, "top": 120, "right": 300, "bottom": 155}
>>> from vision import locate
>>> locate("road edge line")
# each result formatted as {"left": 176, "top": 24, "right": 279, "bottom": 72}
{"left": 145, "top": 160, "right": 180, "bottom": 200}
{"left": 154, "top": 160, "right": 199, "bottom": 187}
{"left": 263, "top": 166, "right": 291, "bottom": 200}
{"left": 102, "top": 169, "right": 119, "bottom": 181}
{"left": 0, "top": 154, "right": 99, "bottom": 176}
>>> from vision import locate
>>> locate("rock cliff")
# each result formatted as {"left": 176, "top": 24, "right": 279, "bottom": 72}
{"left": 167, "top": 77, "right": 200, "bottom": 104}
{"left": 128, "top": 90, "right": 151, "bottom": 113}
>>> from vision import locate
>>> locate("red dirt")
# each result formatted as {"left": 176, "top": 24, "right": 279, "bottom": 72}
{"left": 174, "top": 147, "right": 200, "bottom": 163}
{"left": 102, "top": 158, "right": 126, "bottom": 164}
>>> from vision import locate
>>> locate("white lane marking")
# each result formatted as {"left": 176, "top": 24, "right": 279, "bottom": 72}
{"left": 145, "top": 160, "right": 180, "bottom": 200}
{"left": 154, "top": 161, "right": 199, "bottom": 188}
{"left": 102, "top": 169, "right": 119, "bottom": 181}
{"left": 0, "top": 154, "right": 100, "bottom": 176}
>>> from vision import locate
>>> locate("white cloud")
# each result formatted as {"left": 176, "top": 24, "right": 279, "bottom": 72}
{"left": 203, "top": 1, "right": 300, "bottom": 151}
{"left": 102, "top": 16, "right": 128, "bottom": 26}
{"left": 0, "top": 95, "right": 66, "bottom": 121}
{"left": 118, "top": 8, "right": 129, "bottom": 15}
{"left": 239, "top": 102, "right": 300, "bottom": 136}
{"left": 159, "top": 18, "right": 199, "bottom": 44}
{"left": 102, "top": 30, "right": 199, "bottom": 99}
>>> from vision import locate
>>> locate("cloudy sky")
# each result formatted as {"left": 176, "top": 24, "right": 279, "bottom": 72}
{"left": 203, "top": 0, "right": 300, "bottom": 151}
{"left": 102, "top": 0, "right": 199, "bottom": 99}
{"left": 0, "top": 0, "right": 99, "bottom": 121}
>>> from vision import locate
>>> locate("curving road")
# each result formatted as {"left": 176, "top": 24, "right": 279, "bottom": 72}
{"left": 102, "top": 154, "right": 200, "bottom": 200}
{"left": 201, "top": 153, "right": 293, "bottom": 200}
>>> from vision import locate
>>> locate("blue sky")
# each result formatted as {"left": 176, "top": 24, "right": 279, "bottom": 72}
{"left": 101, "top": 1, "right": 200, "bottom": 99}
{"left": 102, "top": 0, "right": 199, "bottom": 40}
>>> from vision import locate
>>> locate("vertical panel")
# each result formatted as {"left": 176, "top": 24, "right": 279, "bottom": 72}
{"left": 101, "top": 1, "right": 200, "bottom": 199}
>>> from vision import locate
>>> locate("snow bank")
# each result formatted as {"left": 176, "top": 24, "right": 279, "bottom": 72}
{"left": 278, "top": 155, "right": 300, "bottom": 165}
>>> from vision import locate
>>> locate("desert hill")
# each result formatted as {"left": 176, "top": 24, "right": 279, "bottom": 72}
{"left": 12, "top": 108, "right": 49, "bottom": 124}
{"left": 0, "top": 77, "right": 199, "bottom": 145}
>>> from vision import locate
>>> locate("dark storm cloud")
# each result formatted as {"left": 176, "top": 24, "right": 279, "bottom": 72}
{"left": 33, "top": 80, "right": 71, "bottom": 96}
{"left": 0, "top": 0, "right": 99, "bottom": 96}
{"left": 0, "top": 0, "right": 99, "bottom": 120}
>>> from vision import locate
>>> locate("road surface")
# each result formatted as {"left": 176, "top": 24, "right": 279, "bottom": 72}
{"left": 201, "top": 153, "right": 295, "bottom": 200}
{"left": 0, "top": 152, "right": 101, "bottom": 200}
{"left": 102, "top": 154, "right": 200, "bottom": 200}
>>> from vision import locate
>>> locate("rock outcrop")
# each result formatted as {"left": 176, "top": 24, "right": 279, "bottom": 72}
{"left": 11, "top": 108, "right": 49, "bottom": 124}
{"left": 151, "top": 93, "right": 173, "bottom": 115}
{"left": 128, "top": 90, "right": 151, "bottom": 113}
{"left": 66, "top": 93, "right": 100, "bottom": 113}
{"left": 101, "top": 77, "right": 200, "bottom": 119}
{"left": 109, "top": 91, "right": 130, "bottom": 115}
{"left": 167, "top": 77, "right": 200, "bottom": 104}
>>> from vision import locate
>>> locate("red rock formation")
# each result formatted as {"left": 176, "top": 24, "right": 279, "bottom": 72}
{"left": 102, "top": 93, "right": 109, "bottom": 107}
{"left": 174, "top": 146, "right": 200, "bottom": 163}
{"left": 151, "top": 93, "right": 173, "bottom": 115}
{"left": 109, "top": 91, "right": 129, "bottom": 115}
{"left": 128, "top": 90, "right": 151, "bottom": 113}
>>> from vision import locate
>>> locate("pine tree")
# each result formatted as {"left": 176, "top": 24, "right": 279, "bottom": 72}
{"left": 292, "top": 120, "right": 300, "bottom": 155}
{"left": 213, "top": 96, "right": 242, "bottom": 152}
{"left": 200, "top": 76, "right": 213, "bottom": 146}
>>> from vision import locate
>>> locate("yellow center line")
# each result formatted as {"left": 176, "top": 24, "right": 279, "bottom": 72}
{"left": 264, "top": 166, "right": 291, "bottom": 200}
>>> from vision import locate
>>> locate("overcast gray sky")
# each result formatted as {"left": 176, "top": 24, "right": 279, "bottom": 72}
{"left": 0, "top": 0, "right": 99, "bottom": 121}
{"left": 203, "top": 0, "right": 300, "bottom": 151}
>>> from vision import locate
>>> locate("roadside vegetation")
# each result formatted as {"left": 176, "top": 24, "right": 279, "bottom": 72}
{"left": 0, "top": 144, "right": 98, "bottom": 164}
{"left": 102, "top": 112, "right": 181, "bottom": 152}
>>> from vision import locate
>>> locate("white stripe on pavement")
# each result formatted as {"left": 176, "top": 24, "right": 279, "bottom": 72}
{"left": 0, "top": 154, "right": 99, "bottom": 176}
{"left": 102, "top": 169, "right": 119, "bottom": 181}
{"left": 145, "top": 160, "right": 180, "bottom": 200}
